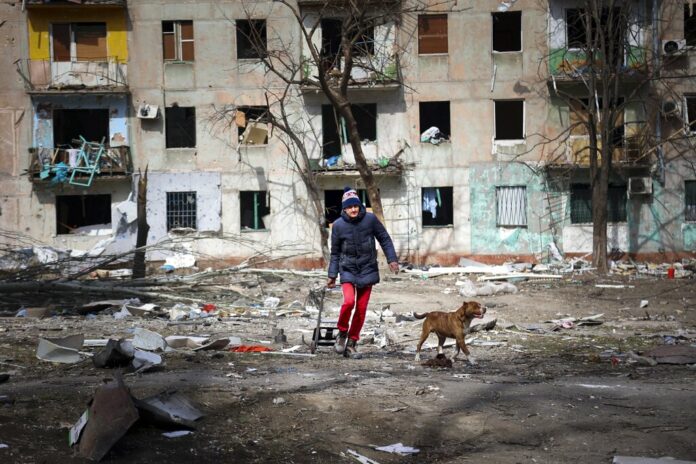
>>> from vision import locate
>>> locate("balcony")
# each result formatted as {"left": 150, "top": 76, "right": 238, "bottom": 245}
{"left": 301, "top": 54, "right": 401, "bottom": 91}
{"left": 544, "top": 135, "right": 651, "bottom": 169}
{"left": 16, "top": 58, "right": 128, "bottom": 93}
{"left": 25, "top": 0, "right": 127, "bottom": 7}
{"left": 27, "top": 144, "right": 132, "bottom": 186}
{"left": 310, "top": 156, "right": 404, "bottom": 176}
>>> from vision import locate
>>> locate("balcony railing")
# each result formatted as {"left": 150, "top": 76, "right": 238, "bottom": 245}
{"left": 28, "top": 144, "right": 132, "bottom": 186}
{"left": 309, "top": 156, "right": 404, "bottom": 176}
{"left": 16, "top": 58, "right": 128, "bottom": 92}
{"left": 563, "top": 135, "right": 650, "bottom": 166}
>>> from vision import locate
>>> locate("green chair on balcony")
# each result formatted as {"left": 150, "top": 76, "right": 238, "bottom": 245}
{"left": 69, "top": 136, "right": 105, "bottom": 187}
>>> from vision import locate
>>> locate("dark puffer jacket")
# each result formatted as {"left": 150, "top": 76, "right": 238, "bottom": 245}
{"left": 328, "top": 206, "right": 398, "bottom": 288}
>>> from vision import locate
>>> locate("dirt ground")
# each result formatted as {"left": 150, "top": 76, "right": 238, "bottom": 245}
{"left": 1, "top": 271, "right": 695, "bottom": 464}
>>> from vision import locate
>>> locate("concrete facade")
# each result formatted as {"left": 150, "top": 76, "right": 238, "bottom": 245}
{"left": 1, "top": 0, "right": 695, "bottom": 266}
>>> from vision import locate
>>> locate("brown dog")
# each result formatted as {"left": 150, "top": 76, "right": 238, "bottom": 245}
{"left": 414, "top": 301, "right": 486, "bottom": 364}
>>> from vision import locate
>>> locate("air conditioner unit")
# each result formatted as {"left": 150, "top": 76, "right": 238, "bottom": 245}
{"left": 137, "top": 104, "right": 159, "bottom": 119}
{"left": 661, "top": 99, "right": 681, "bottom": 117}
{"left": 662, "top": 39, "right": 686, "bottom": 55}
{"left": 628, "top": 177, "right": 653, "bottom": 196}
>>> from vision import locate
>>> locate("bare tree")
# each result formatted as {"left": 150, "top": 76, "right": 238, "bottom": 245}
{"left": 541, "top": 0, "right": 692, "bottom": 273}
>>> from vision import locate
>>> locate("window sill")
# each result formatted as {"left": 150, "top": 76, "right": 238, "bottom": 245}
{"left": 418, "top": 53, "right": 448, "bottom": 57}
{"left": 497, "top": 225, "right": 527, "bottom": 229}
{"left": 419, "top": 140, "right": 451, "bottom": 145}
{"left": 237, "top": 57, "right": 267, "bottom": 62}
{"left": 241, "top": 228, "right": 269, "bottom": 233}
{"left": 492, "top": 50, "right": 523, "bottom": 54}
{"left": 494, "top": 139, "right": 526, "bottom": 144}
{"left": 238, "top": 144, "right": 268, "bottom": 148}
{"left": 164, "top": 60, "right": 194, "bottom": 64}
{"left": 166, "top": 147, "right": 197, "bottom": 151}
{"left": 422, "top": 224, "right": 454, "bottom": 229}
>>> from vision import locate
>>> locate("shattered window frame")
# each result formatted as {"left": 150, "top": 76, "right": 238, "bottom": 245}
{"left": 51, "top": 22, "right": 107, "bottom": 62}
{"left": 422, "top": 187, "right": 454, "bottom": 228}
{"left": 492, "top": 11, "right": 522, "bottom": 53}
{"left": 236, "top": 19, "right": 268, "bottom": 60}
{"left": 686, "top": 180, "right": 696, "bottom": 222}
{"left": 162, "top": 20, "right": 195, "bottom": 62}
{"left": 166, "top": 191, "right": 197, "bottom": 231}
{"left": 240, "top": 190, "right": 271, "bottom": 231}
{"left": 496, "top": 186, "right": 527, "bottom": 227}
{"left": 684, "top": 95, "right": 696, "bottom": 134}
{"left": 55, "top": 194, "right": 112, "bottom": 235}
{"left": 419, "top": 101, "right": 451, "bottom": 141}
{"left": 494, "top": 100, "right": 525, "bottom": 141}
{"left": 165, "top": 106, "right": 197, "bottom": 148}
{"left": 236, "top": 106, "right": 270, "bottom": 145}
{"left": 686, "top": 4, "right": 696, "bottom": 46}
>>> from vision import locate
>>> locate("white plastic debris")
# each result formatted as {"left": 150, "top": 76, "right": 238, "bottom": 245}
{"left": 375, "top": 443, "right": 420, "bottom": 455}
{"left": 133, "top": 328, "right": 167, "bottom": 352}
{"left": 264, "top": 297, "right": 280, "bottom": 309}
{"left": 164, "top": 253, "right": 196, "bottom": 269}
{"left": 162, "top": 431, "right": 193, "bottom": 438}
{"left": 113, "top": 306, "right": 132, "bottom": 320}
{"left": 640, "top": 300, "right": 649, "bottom": 308}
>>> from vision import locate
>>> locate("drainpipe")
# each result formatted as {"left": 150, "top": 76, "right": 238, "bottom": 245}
{"left": 653, "top": 0, "right": 665, "bottom": 184}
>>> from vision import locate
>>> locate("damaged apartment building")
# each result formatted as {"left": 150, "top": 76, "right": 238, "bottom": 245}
{"left": 1, "top": 0, "right": 696, "bottom": 265}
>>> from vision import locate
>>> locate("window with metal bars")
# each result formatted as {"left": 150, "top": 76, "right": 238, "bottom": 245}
{"left": 496, "top": 186, "right": 527, "bottom": 227}
{"left": 686, "top": 181, "right": 696, "bottom": 222}
{"left": 570, "top": 184, "right": 626, "bottom": 224}
{"left": 241, "top": 191, "right": 270, "bottom": 230}
{"left": 166, "top": 191, "right": 197, "bottom": 231}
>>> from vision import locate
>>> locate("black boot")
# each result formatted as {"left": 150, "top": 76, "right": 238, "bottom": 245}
{"left": 334, "top": 331, "right": 348, "bottom": 355}
{"left": 344, "top": 339, "right": 362, "bottom": 359}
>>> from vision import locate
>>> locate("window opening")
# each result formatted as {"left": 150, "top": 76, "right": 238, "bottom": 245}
{"left": 321, "top": 104, "right": 377, "bottom": 157}
{"left": 570, "top": 184, "right": 626, "bottom": 224}
{"left": 494, "top": 100, "right": 524, "bottom": 140}
{"left": 53, "top": 108, "right": 109, "bottom": 148}
{"left": 422, "top": 187, "right": 453, "bottom": 227}
{"left": 162, "top": 20, "right": 194, "bottom": 61}
{"left": 565, "top": 8, "right": 624, "bottom": 65}
{"left": 236, "top": 20, "right": 267, "bottom": 59}
{"left": 236, "top": 106, "right": 269, "bottom": 145}
{"left": 166, "top": 191, "right": 197, "bottom": 230}
{"left": 570, "top": 98, "right": 625, "bottom": 147}
{"left": 686, "top": 4, "right": 696, "bottom": 46}
{"left": 56, "top": 194, "right": 111, "bottom": 235}
{"left": 685, "top": 95, "right": 696, "bottom": 133}
{"left": 686, "top": 180, "right": 696, "bottom": 221}
{"left": 52, "top": 23, "right": 107, "bottom": 62}
{"left": 492, "top": 11, "right": 521, "bottom": 52}
{"left": 165, "top": 106, "right": 196, "bottom": 148}
{"left": 418, "top": 14, "right": 448, "bottom": 54}
{"left": 241, "top": 191, "right": 270, "bottom": 230}
{"left": 419, "top": 101, "right": 450, "bottom": 143}
{"left": 324, "top": 189, "right": 372, "bottom": 225}
{"left": 496, "top": 186, "right": 527, "bottom": 226}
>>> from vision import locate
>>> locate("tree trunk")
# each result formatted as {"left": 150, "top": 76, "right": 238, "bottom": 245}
{"left": 591, "top": 147, "right": 610, "bottom": 274}
{"left": 132, "top": 169, "right": 149, "bottom": 279}
{"left": 340, "top": 104, "right": 386, "bottom": 224}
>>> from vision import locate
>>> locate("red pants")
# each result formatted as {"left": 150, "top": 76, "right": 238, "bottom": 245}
{"left": 337, "top": 283, "right": 373, "bottom": 341}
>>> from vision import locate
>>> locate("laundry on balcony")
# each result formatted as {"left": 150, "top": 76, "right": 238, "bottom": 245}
{"left": 420, "top": 126, "right": 447, "bottom": 145}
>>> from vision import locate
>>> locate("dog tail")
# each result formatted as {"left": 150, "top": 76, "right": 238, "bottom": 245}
{"left": 413, "top": 312, "right": 427, "bottom": 319}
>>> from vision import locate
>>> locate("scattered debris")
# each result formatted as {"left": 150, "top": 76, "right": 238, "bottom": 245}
{"left": 643, "top": 345, "right": 696, "bottom": 365}
{"left": 162, "top": 430, "right": 193, "bottom": 438}
{"left": 92, "top": 339, "right": 134, "bottom": 368}
{"left": 422, "top": 353, "right": 452, "bottom": 368}
{"left": 134, "top": 391, "right": 204, "bottom": 429}
{"left": 613, "top": 456, "right": 696, "bottom": 464}
{"left": 73, "top": 375, "right": 139, "bottom": 461}
{"left": 36, "top": 334, "right": 84, "bottom": 364}
{"left": 346, "top": 449, "right": 381, "bottom": 464}
{"left": 374, "top": 443, "right": 420, "bottom": 455}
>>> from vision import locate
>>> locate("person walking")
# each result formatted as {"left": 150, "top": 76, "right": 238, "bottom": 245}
{"left": 327, "top": 187, "right": 399, "bottom": 359}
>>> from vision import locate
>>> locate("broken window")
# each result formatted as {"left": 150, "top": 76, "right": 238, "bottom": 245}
{"left": 53, "top": 108, "right": 109, "bottom": 147}
{"left": 324, "top": 189, "right": 372, "bottom": 225}
{"left": 418, "top": 14, "right": 448, "bottom": 54}
{"left": 166, "top": 191, "right": 197, "bottom": 231}
{"left": 236, "top": 106, "right": 269, "bottom": 145}
{"left": 56, "top": 194, "right": 111, "bottom": 235}
{"left": 686, "top": 180, "right": 696, "bottom": 222}
{"left": 321, "top": 104, "right": 377, "bottom": 157}
{"left": 492, "top": 11, "right": 521, "bottom": 52}
{"left": 52, "top": 23, "right": 107, "bottom": 62}
{"left": 686, "top": 4, "right": 696, "bottom": 46}
{"left": 496, "top": 186, "right": 527, "bottom": 227}
{"left": 240, "top": 191, "right": 270, "bottom": 230}
{"left": 566, "top": 8, "right": 624, "bottom": 64}
{"left": 165, "top": 106, "right": 196, "bottom": 148}
{"left": 236, "top": 20, "right": 267, "bottom": 60}
{"left": 419, "top": 101, "right": 450, "bottom": 141}
{"left": 422, "top": 187, "right": 453, "bottom": 227}
{"left": 570, "top": 98, "right": 625, "bottom": 146}
{"left": 162, "top": 20, "right": 194, "bottom": 61}
{"left": 685, "top": 95, "right": 696, "bottom": 133}
{"left": 320, "top": 19, "right": 374, "bottom": 71}
{"left": 570, "top": 184, "right": 626, "bottom": 224}
{"left": 494, "top": 100, "right": 524, "bottom": 140}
